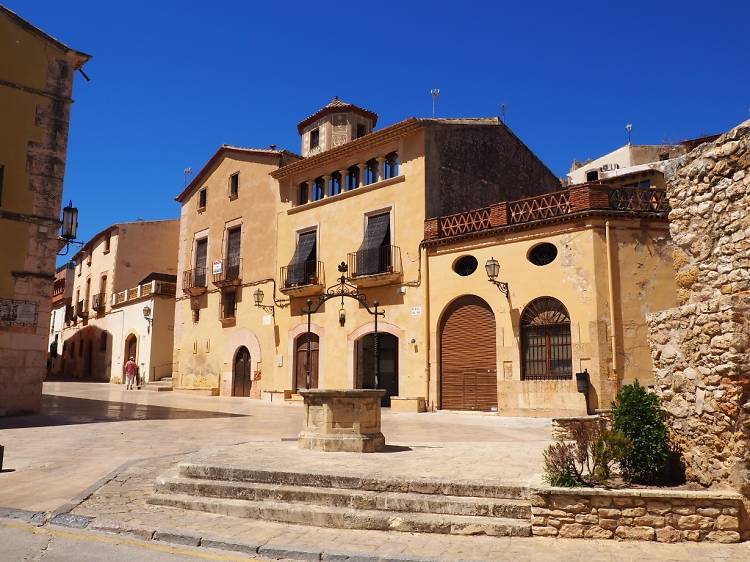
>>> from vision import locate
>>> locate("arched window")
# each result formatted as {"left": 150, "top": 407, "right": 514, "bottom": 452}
{"left": 312, "top": 177, "right": 325, "bottom": 201}
{"left": 520, "top": 297, "right": 572, "bottom": 380}
{"left": 384, "top": 152, "right": 399, "bottom": 179}
{"left": 329, "top": 172, "right": 342, "bottom": 196}
{"left": 365, "top": 159, "right": 378, "bottom": 185}
{"left": 298, "top": 182, "right": 309, "bottom": 205}
{"left": 347, "top": 165, "right": 359, "bottom": 190}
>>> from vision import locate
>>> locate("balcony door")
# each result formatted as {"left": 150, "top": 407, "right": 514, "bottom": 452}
{"left": 194, "top": 238, "right": 208, "bottom": 286}
{"left": 358, "top": 212, "right": 390, "bottom": 275}
{"left": 287, "top": 230, "right": 317, "bottom": 286}
{"left": 226, "top": 228, "right": 241, "bottom": 280}
{"left": 294, "top": 333, "right": 319, "bottom": 391}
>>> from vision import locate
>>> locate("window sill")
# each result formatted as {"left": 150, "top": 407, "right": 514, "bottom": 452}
{"left": 228, "top": 194, "right": 238, "bottom": 202}
{"left": 288, "top": 175, "right": 405, "bottom": 215}
{"left": 220, "top": 317, "right": 236, "bottom": 327}
{"left": 197, "top": 206, "right": 206, "bottom": 213}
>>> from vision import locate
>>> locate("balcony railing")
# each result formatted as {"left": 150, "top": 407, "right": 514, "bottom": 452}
{"left": 348, "top": 245, "right": 402, "bottom": 285}
{"left": 212, "top": 257, "right": 242, "bottom": 288}
{"left": 280, "top": 260, "right": 324, "bottom": 296}
{"left": 183, "top": 267, "right": 207, "bottom": 295}
{"left": 75, "top": 300, "right": 88, "bottom": 318}
{"left": 64, "top": 304, "right": 74, "bottom": 324}
{"left": 91, "top": 293, "right": 106, "bottom": 312}
{"left": 112, "top": 280, "right": 177, "bottom": 308}
{"left": 425, "top": 185, "right": 670, "bottom": 241}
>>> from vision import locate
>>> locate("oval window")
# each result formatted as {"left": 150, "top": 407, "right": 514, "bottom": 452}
{"left": 453, "top": 255, "right": 478, "bottom": 276}
{"left": 528, "top": 243, "right": 558, "bottom": 266}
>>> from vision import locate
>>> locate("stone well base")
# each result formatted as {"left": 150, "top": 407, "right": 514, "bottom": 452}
{"left": 298, "top": 431, "right": 385, "bottom": 453}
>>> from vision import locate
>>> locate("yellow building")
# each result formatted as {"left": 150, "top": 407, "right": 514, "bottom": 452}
{"left": 172, "top": 98, "right": 676, "bottom": 416}
{"left": 0, "top": 6, "right": 90, "bottom": 415}
{"left": 60, "top": 220, "right": 179, "bottom": 383}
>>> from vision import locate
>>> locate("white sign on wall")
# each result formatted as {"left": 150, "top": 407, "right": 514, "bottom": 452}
{"left": 262, "top": 314, "right": 273, "bottom": 326}
{"left": 212, "top": 260, "right": 223, "bottom": 274}
{"left": 410, "top": 306, "right": 422, "bottom": 317}
{"left": 0, "top": 299, "right": 38, "bottom": 327}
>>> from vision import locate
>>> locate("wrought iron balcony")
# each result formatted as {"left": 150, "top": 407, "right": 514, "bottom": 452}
{"left": 182, "top": 267, "right": 207, "bottom": 296}
{"left": 91, "top": 292, "right": 106, "bottom": 312}
{"left": 212, "top": 258, "right": 242, "bottom": 289}
{"left": 348, "top": 245, "right": 402, "bottom": 287}
{"left": 280, "top": 260, "right": 324, "bottom": 297}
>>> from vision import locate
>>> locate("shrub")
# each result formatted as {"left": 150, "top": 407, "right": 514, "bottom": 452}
{"left": 542, "top": 423, "right": 632, "bottom": 487}
{"left": 612, "top": 380, "right": 670, "bottom": 484}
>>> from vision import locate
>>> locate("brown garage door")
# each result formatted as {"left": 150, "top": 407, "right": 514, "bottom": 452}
{"left": 440, "top": 295, "right": 497, "bottom": 411}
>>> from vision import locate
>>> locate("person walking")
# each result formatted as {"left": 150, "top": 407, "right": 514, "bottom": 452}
{"left": 124, "top": 356, "right": 137, "bottom": 390}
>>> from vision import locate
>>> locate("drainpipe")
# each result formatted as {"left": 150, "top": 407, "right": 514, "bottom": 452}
{"left": 605, "top": 220, "right": 619, "bottom": 402}
{"left": 423, "top": 244, "right": 431, "bottom": 410}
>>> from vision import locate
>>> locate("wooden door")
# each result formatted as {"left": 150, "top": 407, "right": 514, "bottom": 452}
{"left": 355, "top": 333, "right": 398, "bottom": 407}
{"left": 233, "top": 347, "right": 252, "bottom": 397}
{"left": 295, "top": 334, "right": 319, "bottom": 391}
{"left": 440, "top": 296, "right": 497, "bottom": 411}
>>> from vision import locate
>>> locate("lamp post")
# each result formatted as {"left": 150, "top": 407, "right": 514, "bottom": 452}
{"left": 485, "top": 256, "right": 509, "bottom": 298}
{"left": 142, "top": 305, "right": 152, "bottom": 333}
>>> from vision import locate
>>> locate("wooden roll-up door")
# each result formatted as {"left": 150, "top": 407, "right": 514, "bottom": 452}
{"left": 440, "top": 296, "right": 497, "bottom": 411}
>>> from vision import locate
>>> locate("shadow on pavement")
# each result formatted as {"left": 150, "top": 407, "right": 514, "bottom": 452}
{"left": 0, "top": 394, "right": 248, "bottom": 429}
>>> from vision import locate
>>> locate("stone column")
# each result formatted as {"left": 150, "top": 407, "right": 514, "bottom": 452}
{"left": 339, "top": 169, "right": 348, "bottom": 192}
{"left": 322, "top": 175, "right": 331, "bottom": 198}
{"left": 376, "top": 156, "right": 385, "bottom": 182}
{"left": 358, "top": 163, "right": 367, "bottom": 188}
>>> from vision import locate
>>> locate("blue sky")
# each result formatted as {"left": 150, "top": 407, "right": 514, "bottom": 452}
{"left": 7, "top": 1, "right": 749, "bottom": 254}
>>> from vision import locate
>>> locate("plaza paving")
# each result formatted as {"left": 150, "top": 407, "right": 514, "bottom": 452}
{"left": 1, "top": 382, "right": 749, "bottom": 561}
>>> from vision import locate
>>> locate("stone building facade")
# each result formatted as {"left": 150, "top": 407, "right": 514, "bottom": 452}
{"left": 0, "top": 6, "right": 90, "bottom": 415}
{"left": 59, "top": 220, "right": 179, "bottom": 383}
{"left": 172, "top": 98, "right": 678, "bottom": 416}
{"left": 647, "top": 119, "right": 750, "bottom": 491}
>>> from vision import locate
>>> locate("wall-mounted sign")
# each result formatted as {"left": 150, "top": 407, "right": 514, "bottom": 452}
{"left": 410, "top": 306, "right": 422, "bottom": 317}
{"left": 212, "top": 260, "right": 223, "bottom": 274}
{"left": 0, "top": 299, "right": 38, "bottom": 327}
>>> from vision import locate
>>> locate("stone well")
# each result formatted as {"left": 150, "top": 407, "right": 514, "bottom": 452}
{"left": 298, "top": 389, "right": 386, "bottom": 453}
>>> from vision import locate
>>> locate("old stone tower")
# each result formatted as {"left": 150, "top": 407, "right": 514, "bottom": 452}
{"left": 647, "top": 119, "right": 750, "bottom": 492}
{"left": 297, "top": 97, "right": 377, "bottom": 157}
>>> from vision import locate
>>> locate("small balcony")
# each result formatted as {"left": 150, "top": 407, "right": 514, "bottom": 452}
{"left": 280, "top": 260, "right": 324, "bottom": 297}
{"left": 348, "top": 245, "right": 402, "bottom": 287}
{"left": 64, "top": 304, "right": 75, "bottom": 324}
{"left": 91, "top": 293, "right": 106, "bottom": 312}
{"left": 183, "top": 267, "right": 207, "bottom": 296}
{"left": 75, "top": 300, "right": 88, "bottom": 319}
{"left": 212, "top": 257, "right": 242, "bottom": 289}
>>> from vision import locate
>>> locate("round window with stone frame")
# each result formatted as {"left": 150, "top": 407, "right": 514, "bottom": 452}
{"left": 452, "top": 255, "right": 478, "bottom": 276}
{"left": 527, "top": 243, "right": 558, "bottom": 266}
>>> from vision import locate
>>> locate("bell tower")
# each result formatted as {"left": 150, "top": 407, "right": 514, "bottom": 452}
{"left": 297, "top": 97, "right": 378, "bottom": 157}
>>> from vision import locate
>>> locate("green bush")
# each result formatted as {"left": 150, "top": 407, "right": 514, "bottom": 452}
{"left": 611, "top": 380, "right": 671, "bottom": 484}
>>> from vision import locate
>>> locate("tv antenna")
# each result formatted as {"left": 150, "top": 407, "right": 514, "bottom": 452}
{"left": 183, "top": 167, "right": 193, "bottom": 187}
{"left": 625, "top": 123, "right": 633, "bottom": 145}
{"left": 500, "top": 103, "right": 507, "bottom": 123}
{"left": 430, "top": 88, "right": 440, "bottom": 118}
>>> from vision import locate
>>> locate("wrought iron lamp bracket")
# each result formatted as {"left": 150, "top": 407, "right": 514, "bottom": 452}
{"left": 489, "top": 279, "right": 510, "bottom": 299}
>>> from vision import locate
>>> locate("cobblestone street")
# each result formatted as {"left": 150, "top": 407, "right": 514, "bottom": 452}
{"left": 1, "top": 382, "right": 749, "bottom": 561}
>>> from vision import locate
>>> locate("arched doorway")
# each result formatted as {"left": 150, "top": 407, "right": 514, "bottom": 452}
{"left": 520, "top": 297, "right": 572, "bottom": 380}
{"left": 232, "top": 346, "right": 252, "bottom": 397}
{"left": 294, "top": 333, "right": 319, "bottom": 391}
{"left": 124, "top": 334, "right": 137, "bottom": 385}
{"left": 440, "top": 295, "right": 497, "bottom": 411}
{"left": 355, "top": 333, "right": 398, "bottom": 406}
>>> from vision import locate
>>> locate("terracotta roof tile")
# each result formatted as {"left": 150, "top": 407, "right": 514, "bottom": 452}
{"left": 297, "top": 97, "right": 378, "bottom": 134}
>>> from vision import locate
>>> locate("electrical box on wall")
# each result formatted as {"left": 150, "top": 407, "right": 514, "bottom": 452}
{"left": 277, "top": 354, "right": 284, "bottom": 367}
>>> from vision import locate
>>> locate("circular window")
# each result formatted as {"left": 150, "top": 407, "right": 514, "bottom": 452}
{"left": 528, "top": 243, "right": 558, "bottom": 266}
{"left": 453, "top": 255, "right": 478, "bottom": 276}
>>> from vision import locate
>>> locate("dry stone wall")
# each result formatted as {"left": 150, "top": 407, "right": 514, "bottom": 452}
{"left": 531, "top": 488, "right": 746, "bottom": 543}
{"left": 647, "top": 120, "right": 750, "bottom": 492}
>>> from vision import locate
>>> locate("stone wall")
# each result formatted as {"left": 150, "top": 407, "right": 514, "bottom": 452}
{"left": 531, "top": 487, "right": 746, "bottom": 543}
{"left": 550, "top": 414, "right": 610, "bottom": 441}
{"left": 646, "top": 120, "right": 750, "bottom": 492}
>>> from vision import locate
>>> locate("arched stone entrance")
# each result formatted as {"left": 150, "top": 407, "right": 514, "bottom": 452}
{"left": 294, "top": 333, "right": 319, "bottom": 391}
{"left": 439, "top": 295, "right": 497, "bottom": 411}
{"left": 124, "top": 333, "right": 138, "bottom": 385}
{"left": 355, "top": 333, "right": 399, "bottom": 406}
{"left": 232, "top": 346, "right": 252, "bottom": 397}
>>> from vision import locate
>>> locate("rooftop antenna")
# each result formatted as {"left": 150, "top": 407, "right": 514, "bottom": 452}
{"left": 430, "top": 88, "right": 440, "bottom": 118}
{"left": 500, "top": 103, "right": 507, "bottom": 123}
{"left": 625, "top": 123, "right": 633, "bottom": 145}
{"left": 183, "top": 167, "right": 193, "bottom": 187}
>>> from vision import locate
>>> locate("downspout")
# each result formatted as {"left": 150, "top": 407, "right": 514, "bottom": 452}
{"left": 423, "top": 244, "right": 431, "bottom": 411}
{"left": 605, "top": 220, "right": 619, "bottom": 401}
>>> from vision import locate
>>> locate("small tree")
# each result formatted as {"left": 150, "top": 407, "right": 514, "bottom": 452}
{"left": 611, "top": 380, "right": 670, "bottom": 484}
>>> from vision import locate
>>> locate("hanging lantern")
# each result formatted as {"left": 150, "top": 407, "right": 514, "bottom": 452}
{"left": 485, "top": 256, "right": 500, "bottom": 281}
{"left": 61, "top": 201, "right": 78, "bottom": 240}
{"left": 253, "top": 288, "right": 264, "bottom": 307}
{"left": 338, "top": 305, "right": 346, "bottom": 327}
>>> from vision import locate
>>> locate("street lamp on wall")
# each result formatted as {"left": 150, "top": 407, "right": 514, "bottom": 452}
{"left": 58, "top": 200, "right": 83, "bottom": 256}
{"left": 253, "top": 287, "right": 275, "bottom": 315}
{"left": 485, "top": 257, "right": 509, "bottom": 298}
{"left": 142, "top": 305, "right": 152, "bottom": 333}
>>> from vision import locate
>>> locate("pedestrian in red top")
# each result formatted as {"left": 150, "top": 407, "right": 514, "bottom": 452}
{"left": 124, "top": 356, "right": 137, "bottom": 390}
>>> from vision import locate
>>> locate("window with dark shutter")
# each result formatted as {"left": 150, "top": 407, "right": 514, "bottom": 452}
{"left": 287, "top": 231, "right": 317, "bottom": 285}
{"left": 195, "top": 238, "right": 208, "bottom": 286}
{"left": 357, "top": 213, "right": 390, "bottom": 275}
{"left": 226, "top": 228, "right": 241, "bottom": 279}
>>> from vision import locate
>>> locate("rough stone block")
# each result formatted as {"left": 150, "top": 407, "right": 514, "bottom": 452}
{"left": 615, "top": 526, "right": 656, "bottom": 541}
{"left": 655, "top": 526, "right": 682, "bottom": 543}
{"left": 584, "top": 525, "right": 613, "bottom": 539}
{"left": 557, "top": 523, "right": 585, "bottom": 538}
{"left": 706, "top": 530, "right": 741, "bottom": 543}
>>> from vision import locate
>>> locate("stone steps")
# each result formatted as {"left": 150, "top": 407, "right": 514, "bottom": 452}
{"left": 156, "top": 475, "right": 531, "bottom": 519}
{"left": 178, "top": 463, "right": 529, "bottom": 500}
{"left": 147, "top": 492, "right": 531, "bottom": 537}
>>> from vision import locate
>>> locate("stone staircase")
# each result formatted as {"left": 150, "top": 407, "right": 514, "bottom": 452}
{"left": 148, "top": 462, "right": 532, "bottom": 536}
{"left": 144, "top": 376, "right": 173, "bottom": 392}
